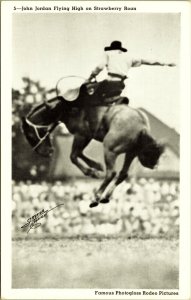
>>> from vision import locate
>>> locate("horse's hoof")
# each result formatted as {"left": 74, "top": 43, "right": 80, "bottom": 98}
{"left": 89, "top": 201, "right": 99, "bottom": 208}
{"left": 100, "top": 198, "right": 110, "bottom": 204}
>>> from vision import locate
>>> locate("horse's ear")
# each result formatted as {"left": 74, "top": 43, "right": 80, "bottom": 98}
{"left": 21, "top": 117, "right": 30, "bottom": 139}
{"left": 156, "top": 142, "right": 165, "bottom": 156}
{"left": 21, "top": 117, "right": 27, "bottom": 133}
{"left": 21, "top": 117, "right": 30, "bottom": 134}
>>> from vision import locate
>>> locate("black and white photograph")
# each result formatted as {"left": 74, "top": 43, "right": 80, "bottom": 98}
{"left": 1, "top": 1, "right": 190, "bottom": 299}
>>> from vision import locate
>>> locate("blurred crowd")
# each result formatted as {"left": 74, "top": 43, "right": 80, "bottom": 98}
{"left": 12, "top": 178, "right": 179, "bottom": 237}
{"left": 12, "top": 77, "right": 57, "bottom": 126}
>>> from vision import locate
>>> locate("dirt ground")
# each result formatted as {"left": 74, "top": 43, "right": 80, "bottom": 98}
{"left": 12, "top": 237, "right": 179, "bottom": 289}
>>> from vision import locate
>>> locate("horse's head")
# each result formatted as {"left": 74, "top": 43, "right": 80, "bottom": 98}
{"left": 138, "top": 131, "right": 164, "bottom": 169}
{"left": 21, "top": 117, "right": 54, "bottom": 157}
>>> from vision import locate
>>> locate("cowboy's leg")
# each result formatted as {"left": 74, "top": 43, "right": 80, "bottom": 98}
{"left": 108, "top": 80, "right": 125, "bottom": 96}
{"left": 100, "top": 80, "right": 125, "bottom": 97}
{"left": 70, "top": 134, "right": 101, "bottom": 178}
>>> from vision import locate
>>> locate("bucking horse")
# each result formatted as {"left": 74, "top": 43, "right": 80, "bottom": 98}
{"left": 22, "top": 76, "right": 164, "bottom": 207}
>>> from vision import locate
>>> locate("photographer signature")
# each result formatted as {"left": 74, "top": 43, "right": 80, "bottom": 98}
{"left": 21, "top": 204, "right": 64, "bottom": 233}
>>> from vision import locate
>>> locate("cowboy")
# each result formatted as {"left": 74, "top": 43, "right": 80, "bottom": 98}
{"left": 88, "top": 40, "right": 176, "bottom": 101}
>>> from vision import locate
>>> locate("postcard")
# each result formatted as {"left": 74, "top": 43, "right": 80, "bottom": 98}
{"left": 1, "top": 1, "right": 190, "bottom": 299}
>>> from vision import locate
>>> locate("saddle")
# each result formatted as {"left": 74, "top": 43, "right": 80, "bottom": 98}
{"left": 79, "top": 80, "right": 129, "bottom": 106}
{"left": 56, "top": 76, "right": 129, "bottom": 106}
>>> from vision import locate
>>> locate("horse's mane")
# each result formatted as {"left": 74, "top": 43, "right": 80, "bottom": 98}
{"left": 136, "top": 108, "right": 151, "bottom": 131}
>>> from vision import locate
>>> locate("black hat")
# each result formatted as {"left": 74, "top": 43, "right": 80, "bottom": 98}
{"left": 104, "top": 41, "right": 127, "bottom": 52}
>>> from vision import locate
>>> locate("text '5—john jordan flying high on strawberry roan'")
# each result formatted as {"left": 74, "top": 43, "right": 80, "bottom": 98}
{"left": 14, "top": 5, "right": 136, "bottom": 12}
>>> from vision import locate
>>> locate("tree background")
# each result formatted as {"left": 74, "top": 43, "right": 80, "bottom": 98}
{"left": 12, "top": 77, "right": 60, "bottom": 180}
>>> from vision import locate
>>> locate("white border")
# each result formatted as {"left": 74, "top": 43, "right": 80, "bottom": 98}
{"left": 1, "top": 1, "right": 190, "bottom": 299}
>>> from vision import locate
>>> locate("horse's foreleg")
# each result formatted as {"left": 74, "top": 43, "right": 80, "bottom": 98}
{"left": 70, "top": 135, "right": 101, "bottom": 178}
{"left": 89, "top": 148, "right": 117, "bottom": 208}
{"left": 100, "top": 153, "right": 135, "bottom": 203}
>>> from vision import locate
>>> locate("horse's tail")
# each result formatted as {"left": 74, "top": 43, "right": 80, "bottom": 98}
{"left": 137, "top": 129, "right": 165, "bottom": 169}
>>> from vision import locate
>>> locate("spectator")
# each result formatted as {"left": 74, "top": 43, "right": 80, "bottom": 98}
{"left": 12, "top": 178, "right": 179, "bottom": 237}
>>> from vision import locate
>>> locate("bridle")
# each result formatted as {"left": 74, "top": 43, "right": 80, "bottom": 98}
{"left": 24, "top": 118, "right": 59, "bottom": 151}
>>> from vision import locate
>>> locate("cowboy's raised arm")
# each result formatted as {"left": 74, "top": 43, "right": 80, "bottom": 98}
{"left": 131, "top": 58, "right": 176, "bottom": 67}
{"left": 89, "top": 65, "right": 104, "bottom": 81}
{"left": 140, "top": 59, "right": 176, "bottom": 67}
{"left": 89, "top": 55, "right": 107, "bottom": 81}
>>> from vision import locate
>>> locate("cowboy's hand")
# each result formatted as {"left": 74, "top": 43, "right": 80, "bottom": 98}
{"left": 89, "top": 76, "right": 96, "bottom": 83}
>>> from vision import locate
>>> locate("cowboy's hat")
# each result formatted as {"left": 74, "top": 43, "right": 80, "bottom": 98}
{"left": 104, "top": 41, "right": 127, "bottom": 52}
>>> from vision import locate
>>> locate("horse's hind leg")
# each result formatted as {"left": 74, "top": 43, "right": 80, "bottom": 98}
{"left": 70, "top": 134, "right": 102, "bottom": 178}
